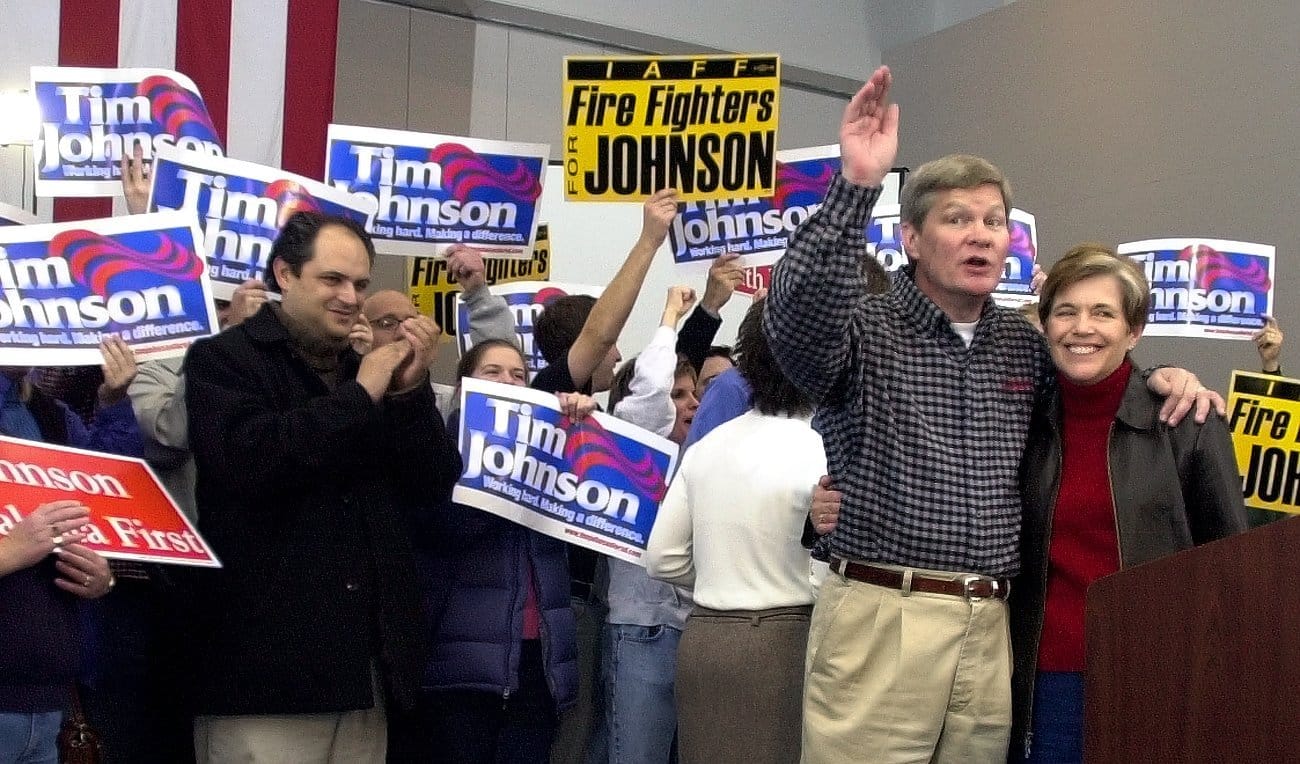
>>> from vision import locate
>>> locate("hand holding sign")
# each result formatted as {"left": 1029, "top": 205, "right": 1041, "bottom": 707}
{"left": 53, "top": 543, "right": 114, "bottom": 599}
{"left": 447, "top": 245, "right": 488, "bottom": 293}
{"left": 120, "top": 145, "right": 151, "bottom": 215}
{"left": 840, "top": 66, "right": 899, "bottom": 189}
{"left": 641, "top": 188, "right": 680, "bottom": 249}
{"left": 97, "top": 335, "right": 138, "bottom": 407}
{"left": 556, "top": 392, "right": 598, "bottom": 423}
{"left": 702, "top": 252, "right": 744, "bottom": 313}
{"left": 0, "top": 500, "right": 89, "bottom": 575}
{"left": 1255, "top": 317, "right": 1284, "bottom": 373}
{"left": 226, "top": 279, "right": 269, "bottom": 329}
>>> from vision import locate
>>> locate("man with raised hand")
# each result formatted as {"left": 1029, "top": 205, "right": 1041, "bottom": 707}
{"left": 764, "top": 66, "right": 1219, "bottom": 763}
{"left": 184, "top": 212, "right": 461, "bottom": 763}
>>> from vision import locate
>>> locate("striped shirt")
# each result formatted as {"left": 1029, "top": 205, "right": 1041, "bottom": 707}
{"left": 763, "top": 173, "right": 1052, "bottom": 577}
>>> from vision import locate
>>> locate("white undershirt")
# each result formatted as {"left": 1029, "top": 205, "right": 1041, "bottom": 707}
{"left": 951, "top": 320, "right": 978, "bottom": 347}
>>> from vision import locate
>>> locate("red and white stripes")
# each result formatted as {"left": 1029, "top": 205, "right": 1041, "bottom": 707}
{"left": 2, "top": 0, "right": 340, "bottom": 221}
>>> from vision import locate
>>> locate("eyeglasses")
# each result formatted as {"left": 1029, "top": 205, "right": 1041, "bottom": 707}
{"left": 371, "top": 315, "right": 415, "bottom": 330}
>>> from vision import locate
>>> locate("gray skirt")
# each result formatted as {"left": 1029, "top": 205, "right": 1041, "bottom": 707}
{"left": 675, "top": 604, "right": 813, "bottom": 764}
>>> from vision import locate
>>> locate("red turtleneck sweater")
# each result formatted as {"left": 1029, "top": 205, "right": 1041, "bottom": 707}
{"left": 1037, "top": 359, "right": 1131, "bottom": 672}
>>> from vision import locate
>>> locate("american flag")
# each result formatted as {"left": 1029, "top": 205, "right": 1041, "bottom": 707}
{"left": 0, "top": 0, "right": 339, "bottom": 222}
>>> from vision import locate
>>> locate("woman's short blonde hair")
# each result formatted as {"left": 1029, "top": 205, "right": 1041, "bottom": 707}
{"left": 1037, "top": 243, "right": 1150, "bottom": 330}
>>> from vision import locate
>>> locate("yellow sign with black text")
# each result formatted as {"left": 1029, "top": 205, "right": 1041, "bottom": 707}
{"left": 562, "top": 54, "right": 780, "bottom": 202}
{"left": 406, "top": 224, "right": 551, "bottom": 343}
{"left": 1227, "top": 370, "right": 1300, "bottom": 514}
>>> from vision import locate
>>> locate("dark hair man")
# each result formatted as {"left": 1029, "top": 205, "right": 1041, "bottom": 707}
{"left": 183, "top": 212, "right": 462, "bottom": 762}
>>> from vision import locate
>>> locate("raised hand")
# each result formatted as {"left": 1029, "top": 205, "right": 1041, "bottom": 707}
{"left": 446, "top": 244, "right": 488, "bottom": 293}
{"left": 701, "top": 252, "right": 744, "bottom": 313}
{"left": 640, "top": 188, "right": 680, "bottom": 248}
{"left": 98, "top": 334, "right": 138, "bottom": 406}
{"left": 840, "top": 66, "right": 899, "bottom": 188}
{"left": 120, "top": 144, "right": 150, "bottom": 215}
{"left": 1254, "top": 316, "right": 1284, "bottom": 373}
{"left": 662, "top": 285, "right": 697, "bottom": 327}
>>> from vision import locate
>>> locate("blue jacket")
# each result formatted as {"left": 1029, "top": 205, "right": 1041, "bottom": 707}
{"left": 416, "top": 501, "right": 579, "bottom": 710}
{"left": 0, "top": 377, "right": 142, "bottom": 712}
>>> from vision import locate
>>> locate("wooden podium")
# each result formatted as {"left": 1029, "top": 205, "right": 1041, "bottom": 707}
{"left": 1085, "top": 516, "right": 1300, "bottom": 762}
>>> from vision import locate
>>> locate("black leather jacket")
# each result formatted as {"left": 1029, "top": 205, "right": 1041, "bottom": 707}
{"left": 1010, "top": 366, "right": 1247, "bottom": 758}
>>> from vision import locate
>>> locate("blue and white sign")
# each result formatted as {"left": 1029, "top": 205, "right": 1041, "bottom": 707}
{"left": 32, "top": 66, "right": 223, "bottom": 197}
{"left": 148, "top": 145, "right": 378, "bottom": 300}
{"left": 455, "top": 378, "right": 679, "bottom": 564}
{"left": 454, "top": 281, "right": 603, "bottom": 381}
{"left": 326, "top": 124, "right": 548, "bottom": 259}
{"left": 867, "top": 204, "right": 1039, "bottom": 308}
{"left": 1120, "top": 238, "right": 1275, "bottom": 339}
{"left": 0, "top": 210, "right": 219, "bottom": 366}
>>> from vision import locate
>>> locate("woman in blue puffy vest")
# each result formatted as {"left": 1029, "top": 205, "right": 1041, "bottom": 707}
{"left": 393, "top": 339, "right": 587, "bottom": 763}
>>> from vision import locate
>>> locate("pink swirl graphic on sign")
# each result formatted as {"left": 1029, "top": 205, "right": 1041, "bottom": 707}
{"left": 265, "top": 180, "right": 323, "bottom": 229}
{"left": 140, "top": 76, "right": 221, "bottom": 144}
{"left": 563, "top": 418, "right": 668, "bottom": 502}
{"left": 771, "top": 160, "right": 835, "bottom": 210}
{"left": 53, "top": 230, "right": 203, "bottom": 297}
{"left": 1010, "top": 219, "right": 1036, "bottom": 262}
{"left": 532, "top": 287, "right": 570, "bottom": 307}
{"left": 1181, "top": 244, "right": 1272, "bottom": 293}
{"left": 427, "top": 144, "right": 541, "bottom": 202}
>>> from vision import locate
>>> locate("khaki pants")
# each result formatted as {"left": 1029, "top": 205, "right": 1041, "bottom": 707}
{"left": 194, "top": 672, "right": 387, "bottom": 764}
{"left": 802, "top": 568, "right": 1012, "bottom": 764}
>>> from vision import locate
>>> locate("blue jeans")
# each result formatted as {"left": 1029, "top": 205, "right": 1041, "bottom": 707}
{"left": 0, "top": 711, "right": 62, "bottom": 764}
{"left": 603, "top": 623, "right": 681, "bottom": 764}
{"left": 1023, "top": 671, "right": 1084, "bottom": 763}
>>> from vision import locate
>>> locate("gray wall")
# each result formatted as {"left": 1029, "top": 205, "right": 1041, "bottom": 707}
{"left": 887, "top": 0, "right": 1292, "bottom": 389}
{"left": 335, "top": 0, "right": 856, "bottom": 381}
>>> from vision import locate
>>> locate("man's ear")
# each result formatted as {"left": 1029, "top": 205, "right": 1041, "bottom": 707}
{"left": 901, "top": 222, "right": 921, "bottom": 259}
{"left": 271, "top": 258, "right": 292, "bottom": 292}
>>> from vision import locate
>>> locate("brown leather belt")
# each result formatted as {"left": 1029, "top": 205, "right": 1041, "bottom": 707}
{"left": 830, "top": 558, "right": 1010, "bottom": 601}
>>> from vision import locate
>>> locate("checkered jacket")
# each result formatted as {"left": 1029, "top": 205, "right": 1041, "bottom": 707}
{"left": 763, "top": 173, "right": 1052, "bottom": 577}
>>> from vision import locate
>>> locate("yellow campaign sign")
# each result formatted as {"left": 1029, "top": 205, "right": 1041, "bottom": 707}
{"left": 406, "top": 224, "right": 551, "bottom": 343}
{"left": 562, "top": 54, "right": 780, "bottom": 202}
{"left": 1227, "top": 370, "right": 1300, "bottom": 514}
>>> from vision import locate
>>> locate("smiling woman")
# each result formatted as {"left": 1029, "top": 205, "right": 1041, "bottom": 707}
{"left": 1011, "top": 244, "right": 1248, "bottom": 762}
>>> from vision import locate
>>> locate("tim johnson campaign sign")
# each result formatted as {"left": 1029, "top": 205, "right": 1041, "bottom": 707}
{"left": 868, "top": 203, "right": 1039, "bottom": 308}
{"left": 32, "top": 66, "right": 223, "bottom": 197}
{"left": 455, "top": 282, "right": 603, "bottom": 382}
{"left": 455, "top": 378, "right": 679, "bottom": 565}
{"left": 148, "top": 144, "right": 378, "bottom": 300}
{"left": 325, "top": 124, "right": 548, "bottom": 259}
{"left": 0, "top": 210, "right": 219, "bottom": 366}
{"left": 1118, "top": 238, "right": 1275, "bottom": 339}
{"left": 0, "top": 436, "right": 219, "bottom": 567}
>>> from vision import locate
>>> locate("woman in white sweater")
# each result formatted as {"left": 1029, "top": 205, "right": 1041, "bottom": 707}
{"left": 644, "top": 296, "right": 826, "bottom": 764}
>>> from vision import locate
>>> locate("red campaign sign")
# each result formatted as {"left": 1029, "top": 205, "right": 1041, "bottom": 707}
{"left": 0, "top": 436, "right": 220, "bottom": 567}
